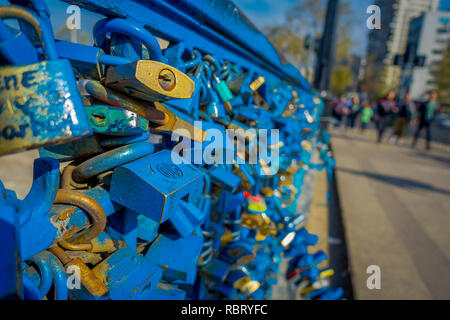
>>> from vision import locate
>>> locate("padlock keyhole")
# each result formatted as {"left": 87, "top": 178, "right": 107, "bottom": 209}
{"left": 158, "top": 69, "right": 176, "bottom": 91}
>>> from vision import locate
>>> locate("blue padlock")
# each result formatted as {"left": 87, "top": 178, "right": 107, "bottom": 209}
{"left": 145, "top": 230, "right": 203, "bottom": 285}
{"left": 0, "top": 5, "right": 91, "bottom": 156}
{"left": 110, "top": 150, "right": 204, "bottom": 225}
{"left": 91, "top": 247, "right": 163, "bottom": 300}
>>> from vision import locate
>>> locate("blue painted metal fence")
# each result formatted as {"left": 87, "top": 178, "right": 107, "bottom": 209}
{"left": 0, "top": 0, "right": 341, "bottom": 300}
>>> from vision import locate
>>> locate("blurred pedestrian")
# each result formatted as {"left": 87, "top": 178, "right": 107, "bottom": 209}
{"left": 348, "top": 95, "right": 361, "bottom": 129}
{"left": 375, "top": 91, "right": 398, "bottom": 143}
{"left": 412, "top": 90, "right": 440, "bottom": 150}
{"left": 340, "top": 100, "right": 351, "bottom": 128}
{"left": 392, "top": 92, "right": 415, "bottom": 144}
{"left": 331, "top": 95, "right": 349, "bottom": 127}
{"left": 360, "top": 101, "right": 373, "bottom": 133}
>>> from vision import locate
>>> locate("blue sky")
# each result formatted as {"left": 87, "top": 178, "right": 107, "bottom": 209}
{"left": 234, "top": 0, "right": 374, "bottom": 56}
{"left": 235, "top": 0, "right": 450, "bottom": 56}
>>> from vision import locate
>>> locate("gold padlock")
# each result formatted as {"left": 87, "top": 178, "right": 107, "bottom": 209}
{"left": 104, "top": 60, "right": 195, "bottom": 101}
{"left": 292, "top": 90, "right": 300, "bottom": 103}
{"left": 152, "top": 102, "right": 207, "bottom": 142}
{"left": 220, "top": 228, "right": 233, "bottom": 246}
{"left": 249, "top": 76, "right": 264, "bottom": 92}
{"left": 301, "top": 140, "right": 312, "bottom": 152}
{"left": 233, "top": 277, "right": 261, "bottom": 295}
{"left": 286, "top": 162, "right": 300, "bottom": 175}
{"left": 261, "top": 187, "right": 274, "bottom": 197}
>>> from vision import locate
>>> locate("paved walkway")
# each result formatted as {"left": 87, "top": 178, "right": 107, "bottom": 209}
{"left": 331, "top": 128, "right": 450, "bottom": 299}
{"left": 0, "top": 150, "right": 39, "bottom": 200}
{"left": 306, "top": 169, "right": 329, "bottom": 270}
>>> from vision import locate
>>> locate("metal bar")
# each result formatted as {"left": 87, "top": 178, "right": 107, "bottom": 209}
{"left": 60, "top": 0, "right": 311, "bottom": 89}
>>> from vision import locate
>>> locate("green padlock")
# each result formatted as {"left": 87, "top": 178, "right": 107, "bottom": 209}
{"left": 84, "top": 105, "right": 149, "bottom": 136}
{"left": 213, "top": 75, "right": 234, "bottom": 111}
{"left": 0, "top": 5, "right": 91, "bottom": 156}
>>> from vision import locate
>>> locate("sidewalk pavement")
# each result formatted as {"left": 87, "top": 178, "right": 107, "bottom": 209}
{"left": 331, "top": 128, "right": 450, "bottom": 299}
{"left": 0, "top": 150, "right": 39, "bottom": 200}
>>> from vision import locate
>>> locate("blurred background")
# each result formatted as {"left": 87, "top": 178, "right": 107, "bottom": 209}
{"left": 235, "top": 0, "right": 450, "bottom": 299}
{"left": 235, "top": 0, "right": 450, "bottom": 111}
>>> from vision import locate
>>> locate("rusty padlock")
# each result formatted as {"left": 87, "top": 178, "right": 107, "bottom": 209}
{"left": 49, "top": 245, "right": 108, "bottom": 298}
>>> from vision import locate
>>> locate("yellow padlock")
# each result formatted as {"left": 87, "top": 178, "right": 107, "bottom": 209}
{"left": 292, "top": 90, "right": 300, "bottom": 103}
{"left": 261, "top": 187, "right": 274, "bottom": 197}
{"left": 220, "top": 228, "right": 233, "bottom": 246}
{"left": 104, "top": 60, "right": 195, "bottom": 101}
{"left": 152, "top": 102, "right": 208, "bottom": 142}
{"left": 248, "top": 202, "right": 267, "bottom": 213}
{"left": 319, "top": 268, "right": 335, "bottom": 279}
{"left": 281, "top": 101, "right": 298, "bottom": 118}
{"left": 249, "top": 76, "right": 265, "bottom": 92}
{"left": 234, "top": 278, "right": 261, "bottom": 295}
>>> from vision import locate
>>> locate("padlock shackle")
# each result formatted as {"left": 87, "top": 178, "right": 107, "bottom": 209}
{"left": 78, "top": 79, "right": 168, "bottom": 125}
{"left": 29, "top": 250, "right": 69, "bottom": 300}
{"left": 93, "top": 18, "right": 162, "bottom": 62}
{"left": 71, "top": 141, "right": 155, "bottom": 183}
{"left": 203, "top": 54, "right": 222, "bottom": 76}
{"left": 54, "top": 189, "right": 106, "bottom": 250}
{"left": 0, "top": 5, "right": 58, "bottom": 61}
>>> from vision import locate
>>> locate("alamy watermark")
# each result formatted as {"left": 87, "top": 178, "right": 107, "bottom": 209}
{"left": 367, "top": 5, "right": 381, "bottom": 30}
{"left": 366, "top": 265, "right": 381, "bottom": 290}
{"left": 66, "top": 5, "right": 81, "bottom": 30}
{"left": 66, "top": 265, "right": 81, "bottom": 290}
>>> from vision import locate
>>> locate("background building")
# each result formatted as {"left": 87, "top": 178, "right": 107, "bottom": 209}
{"left": 399, "top": 11, "right": 450, "bottom": 101}
{"left": 364, "top": 0, "right": 440, "bottom": 98}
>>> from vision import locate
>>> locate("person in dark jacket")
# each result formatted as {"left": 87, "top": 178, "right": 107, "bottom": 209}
{"left": 332, "top": 95, "right": 349, "bottom": 127}
{"left": 375, "top": 91, "right": 398, "bottom": 143}
{"left": 392, "top": 92, "right": 416, "bottom": 144}
{"left": 412, "top": 91, "right": 440, "bottom": 150}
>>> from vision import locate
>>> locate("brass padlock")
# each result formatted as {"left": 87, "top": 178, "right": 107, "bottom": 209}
{"left": 152, "top": 101, "right": 207, "bottom": 142}
{"left": 249, "top": 76, "right": 264, "bottom": 92}
{"left": 249, "top": 76, "right": 270, "bottom": 109}
{"left": 234, "top": 277, "right": 261, "bottom": 295}
{"left": 104, "top": 60, "right": 195, "bottom": 102}
{"left": 0, "top": 6, "right": 91, "bottom": 156}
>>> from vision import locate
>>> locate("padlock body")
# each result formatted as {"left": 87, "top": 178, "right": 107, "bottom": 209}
{"left": 104, "top": 60, "right": 195, "bottom": 101}
{"left": 215, "top": 81, "right": 233, "bottom": 102}
{"left": 84, "top": 105, "right": 148, "bottom": 136}
{"left": 0, "top": 59, "right": 91, "bottom": 156}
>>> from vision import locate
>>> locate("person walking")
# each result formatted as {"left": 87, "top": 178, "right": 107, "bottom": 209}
{"left": 392, "top": 92, "right": 415, "bottom": 144}
{"left": 412, "top": 91, "right": 440, "bottom": 150}
{"left": 360, "top": 101, "right": 373, "bottom": 133}
{"left": 375, "top": 91, "right": 397, "bottom": 143}
{"left": 348, "top": 95, "right": 361, "bottom": 129}
{"left": 332, "top": 95, "right": 349, "bottom": 128}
